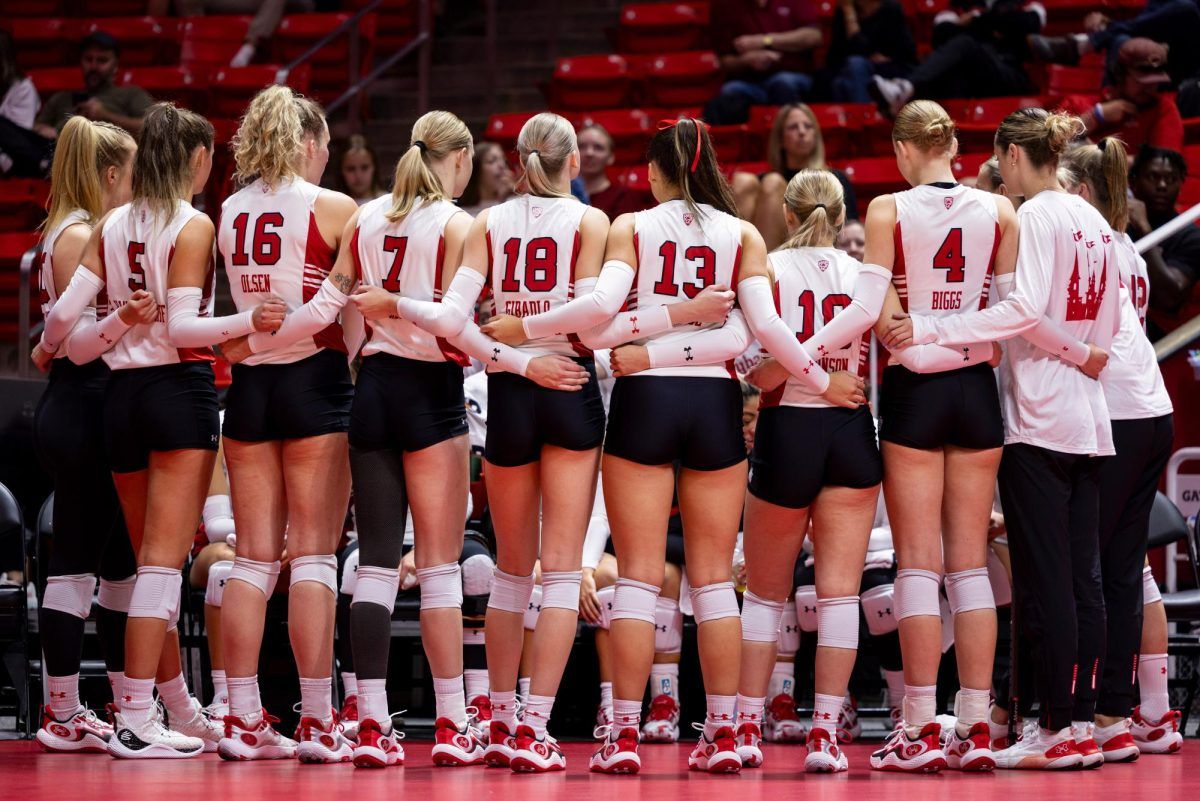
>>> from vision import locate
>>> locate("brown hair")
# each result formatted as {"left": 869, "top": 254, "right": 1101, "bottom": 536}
{"left": 517, "top": 112, "right": 577, "bottom": 199}
{"left": 458, "top": 141, "right": 504, "bottom": 208}
{"left": 1060, "top": 138, "right": 1130, "bottom": 231}
{"left": 337, "top": 133, "right": 384, "bottom": 197}
{"left": 995, "top": 107, "right": 1083, "bottom": 169}
{"left": 780, "top": 169, "right": 845, "bottom": 251}
{"left": 232, "top": 84, "right": 325, "bottom": 189}
{"left": 646, "top": 118, "right": 738, "bottom": 220}
{"left": 387, "top": 110, "right": 473, "bottom": 223}
{"left": 43, "top": 117, "right": 134, "bottom": 235}
{"left": 892, "top": 100, "right": 956, "bottom": 152}
{"left": 768, "top": 103, "right": 826, "bottom": 173}
{"left": 132, "top": 102, "right": 214, "bottom": 223}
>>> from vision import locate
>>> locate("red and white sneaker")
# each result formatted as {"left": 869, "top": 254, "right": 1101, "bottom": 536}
{"left": 295, "top": 711, "right": 354, "bottom": 764}
{"left": 735, "top": 721, "right": 763, "bottom": 768}
{"left": 36, "top": 705, "right": 113, "bottom": 752}
{"left": 804, "top": 727, "right": 848, "bottom": 773}
{"left": 945, "top": 721, "right": 996, "bottom": 771}
{"left": 469, "top": 695, "right": 493, "bottom": 727}
{"left": 987, "top": 705, "right": 1010, "bottom": 749}
{"left": 688, "top": 725, "right": 741, "bottom": 773}
{"left": 1130, "top": 706, "right": 1183, "bottom": 754}
{"left": 1093, "top": 719, "right": 1139, "bottom": 763}
{"left": 870, "top": 721, "right": 946, "bottom": 772}
{"left": 339, "top": 694, "right": 359, "bottom": 740}
{"left": 1071, "top": 722, "right": 1104, "bottom": 769}
{"left": 432, "top": 716, "right": 486, "bottom": 766}
{"left": 217, "top": 711, "right": 298, "bottom": 761}
{"left": 484, "top": 720, "right": 518, "bottom": 767}
{"left": 594, "top": 703, "right": 613, "bottom": 740}
{"left": 764, "top": 692, "right": 806, "bottom": 743}
{"left": 352, "top": 718, "right": 404, "bottom": 768}
{"left": 837, "top": 697, "right": 861, "bottom": 743}
{"left": 510, "top": 724, "right": 565, "bottom": 772}
{"left": 589, "top": 725, "right": 641, "bottom": 774}
{"left": 641, "top": 694, "right": 680, "bottom": 743}
{"left": 993, "top": 721, "right": 1083, "bottom": 770}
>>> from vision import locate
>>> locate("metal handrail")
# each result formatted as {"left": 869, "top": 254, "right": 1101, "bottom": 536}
{"left": 1143, "top": 201, "right": 1200, "bottom": 364}
{"left": 17, "top": 245, "right": 39, "bottom": 380}
{"left": 276, "top": 0, "right": 383, "bottom": 84}
{"left": 325, "top": 31, "right": 430, "bottom": 117}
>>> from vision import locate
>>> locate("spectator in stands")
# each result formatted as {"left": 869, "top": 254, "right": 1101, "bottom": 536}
{"left": 836, "top": 218, "right": 866, "bottom": 261}
{"left": 827, "top": 0, "right": 917, "bottom": 104}
{"left": 0, "top": 29, "right": 44, "bottom": 176}
{"left": 33, "top": 32, "right": 152, "bottom": 139}
{"left": 975, "top": 154, "right": 1023, "bottom": 208}
{"left": 150, "top": 1, "right": 314, "bottom": 67}
{"left": 704, "top": 0, "right": 824, "bottom": 124}
{"left": 1128, "top": 146, "right": 1200, "bottom": 328}
{"left": 578, "top": 124, "right": 643, "bottom": 219}
{"left": 1059, "top": 38, "right": 1183, "bottom": 154}
{"left": 336, "top": 134, "right": 386, "bottom": 205}
{"left": 458, "top": 141, "right": 514, "bottom": 215}
{"left": 870, "top": 0, "right": 1042, "bottom": 115}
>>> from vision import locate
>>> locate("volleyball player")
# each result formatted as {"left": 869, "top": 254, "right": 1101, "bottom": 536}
{"left": 1134, "top": 565, "right": 1185, "bottom": 753}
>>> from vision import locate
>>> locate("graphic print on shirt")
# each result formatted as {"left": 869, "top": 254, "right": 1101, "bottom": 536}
{"left": 1065, "top": 229, "right": 1109, "bottom": 321}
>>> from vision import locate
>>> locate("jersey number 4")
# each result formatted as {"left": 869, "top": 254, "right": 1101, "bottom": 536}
{"left": 652, "top": 241, "right": 716, "bottom": 298}
{"left": 230, "top": 212, "right": 285, "bottom": 267}
{"left": 933, "top": 227, "right": 966, "bottom": 283}
{"left": 500, "top": 236, "right": 558, "bottom": 293}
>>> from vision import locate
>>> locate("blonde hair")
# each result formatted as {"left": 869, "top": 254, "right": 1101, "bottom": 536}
{"left": 517, "top": 112, "right": 577, "bottom": 199}
{"left": 132, "top": 102, "right": 214, "bottom": 223}
{"left": 232, "top": 84, "right": 326, "bottom": 189}
{"left": 780, "top": 169, "right": 845, "bottom": 251}
{"left": 1060, "top": 138, "right": 1130, "bottom": 231}
{"left": 43, "top": 116, "right": 134, "bottom": 235}
{"left": 387, "top": 110, "right": 473, "bottom": 223}
{"left": 768, "top": 104, "right": 826, "bottom": 173}
{"left": 995, "top": 108, "right": 1083, "bottom": 169}
{"left": 892, "top": 100, "right": 956, "bottom": 152}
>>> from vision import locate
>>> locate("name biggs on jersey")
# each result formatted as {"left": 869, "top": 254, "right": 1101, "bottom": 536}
{"left": 931, "top": 290, "right": 962, "bottom": 310}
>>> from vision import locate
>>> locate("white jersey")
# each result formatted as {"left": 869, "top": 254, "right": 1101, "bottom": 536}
{"left": 99, "top": 199, "right": 214, "bottom": 370}
{"left": 763, "top": 247, "right": 870, "bottom": 408}
{"left": 38, "top": 208, "right": 91, "bottom": 361}
{"left": 629, "top": 199, "right": 743, "bottom": 378}
{"left": 1101, "top": 232, "right": 1172, "bottom": 420}
{"left": 353, "top": 195, "right": 469, "bottom": 365}
{"left": 219, "top": 177, "right": 344, "bottom": 366}
{"left": 486, "top": 194, "right": 590, "bottom": 358}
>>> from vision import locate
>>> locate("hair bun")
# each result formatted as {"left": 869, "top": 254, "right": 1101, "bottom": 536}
{"left": 1044, "top": 113, "right": 1083, "bottom": 155}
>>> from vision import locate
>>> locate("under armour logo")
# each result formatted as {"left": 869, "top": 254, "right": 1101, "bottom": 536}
{"left": 630, "top": 316, "right": 639, "bottom": 334}
{"left": 491, "top": 347, "right": 500, "bottom": 362}
{"left": 818, "top": 712, "right": 833, "bottom": 720}
{"left": 49, "top": 691, "right": 67, "bottom": 698}
{"left": 654, "top": 623, "right": 668, "bottom": 632}
{"left": 961, "top": 347, "right": 970, "bottom": 361}
{"left": 803, "top": 605, "right": 817, "bottom": 614}
{"left": 877, "top": 608, "right": 890, "bottom": 617}
{"left": 816, "top": 344, "right": 828, "bottom": 356}
{"left": 802, "top": 361, "right": 813, "bottom": 374}
{"left": 684, "top": 346, "right": 694, "bottom": 362}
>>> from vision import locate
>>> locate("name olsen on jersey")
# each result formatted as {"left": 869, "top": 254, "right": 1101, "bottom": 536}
{"left": 240, "top": 273, "right": 272, "bottom": 293}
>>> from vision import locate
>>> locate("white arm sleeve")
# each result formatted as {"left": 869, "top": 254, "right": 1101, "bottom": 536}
{"left": 738, "top": 275, "right": 830, "bottom": 393}
{"left": 802, "top": 263, "right": 891, "bottom": 358}
{"left": 40, "top": 266, "right": 104, "bottom": 353}
{"left": 582, "top": 486, "right": 609, "bottom": 571}
{"left": 888, "top": 341, "right": 991, "bottom": 373}
{"left": 644, "top": 310, "right": 752, "bottom": 368}
{"left": 521, "top": 260, "right": 636, "bottom": 339}
{"left": 994, "top": 272, "right": 1089, "bottom": 366}
{"left": 395, "top": 266, "right": 485, "bottom": 338}
{"left": 247, "top": 277, "right": 350, "bottom": 353}
{"left": 166, "top": 287, "right": 256, "bottom": 348}
{"left": 64, "top": 306, "right": 133, "bottom": 364}
{"left": 577, "top": 304, "right": 675, "bottom": 350}
{"left": 447, "top": 319, "right": 534, "bottom": 376}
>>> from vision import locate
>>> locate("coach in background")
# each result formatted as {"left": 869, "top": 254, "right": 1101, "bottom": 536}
{"left": 33, "top": 32, "right": 153, "bottom": 139}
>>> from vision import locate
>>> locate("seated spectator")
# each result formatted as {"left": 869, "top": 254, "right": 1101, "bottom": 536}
{"left": 0, "top": 29, "right": 46, "bottom": 176}
{"left": 150, "top": 0, "right": 314, "bottom": 67}
{"left": 1128, "top": 146, "right": 1200, "bottom": 330}
{"left": 1060, "top": 38, "right": 1183, "bottom": 154}
{"left": 33, "top": 32, "right": 152, "bottom": 138}
{"left": 578, "top": 124, "right": 644, "bottom": 219}
{"left": 459, "top": 141, "right": 514, "bottom": 215}
{"left": 827, "top": 0, "right": 917, "bottom": 104}
{"left": 870, "top": 0, "right": 1041, "bottom": 115}
{"left": 336, "top": 134, "right": 386, "bottom": 205}
{"left": 836, "top": 218, "right": 866, "bottom": 261}
{"left": 704, "top": 0, "right": 823, "bottom": 124}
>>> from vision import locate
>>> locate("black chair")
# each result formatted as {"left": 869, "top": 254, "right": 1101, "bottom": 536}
{"left": 1147, "top": 491, "right": 1200, "bottom": 734}
{"left": 0, "top": 480, "right": 31, "bottom": 735}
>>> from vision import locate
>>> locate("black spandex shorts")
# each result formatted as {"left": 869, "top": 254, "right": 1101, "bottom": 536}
{"left": 604, "top": 375, "right": 745, "bottom": 471}
{"left": 223, "top": 349, "right": 353, "bottom": 442}
{"left": 104, "top": 362, "right": 220, "bottom": 473}
{"left": 350, "top": 353, "right": 467, "bottom": 452}
{"left": 750, "top": 404, "right": 882, "bottom": 509}
{"left": 604, "top": 513, "right": 686, "bottom": 566}
{"left": 879, "top": 361, "right": 1003, "bottom": 450}
{"left": 484, "top": 358, "right": 606, "bottom": 467}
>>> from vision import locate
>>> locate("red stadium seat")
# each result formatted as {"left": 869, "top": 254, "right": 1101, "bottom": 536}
{"left": 617, "top": 3, "right": 708, "bottom": 54}
{"left": 82, "top": 17, "right": 179, "bottom": 68}
{"left": 549, "top": 55, "right": 633, "bottom": 111}
{"left": 1177, "top": 176, "right": 1200, "bottom": 212}
{"left": 1045, "top": 64, "right": 1104, "bottom": 97}
{"left": 485, "top": 111, "right": 538, "bottom": 153}
{"left": 833, "top": 157, "right": 908, "bottom": 216}
{"left": 1183, "top": 117, "right": 1200, "bottom": 146}
{"left": 3, "top": 17, "right": 78, "bottom": 70}
{"left": 0, "top": 231, "right": 41, "bottom": 340}
{"left": 208, "top": 65, "right": 311, "bottom": 120}
{"left": 945, "top": 96, "right": 1044, "bottom": 150}
{"left": 120, "top": 67, "right": 208, "bottom": 114}
{"left": 0, "top": 179, "right": 48, "bottom": 233}
{"left": 25, "top": 68, "right": 82, "bottom": 103}
{"left": 0, "top": 1, "right": 64, "bottom": 16}
{"left": 610, "top": 165, "right": 656, "bottom": 208}
{"left": 345, "top": 0, "right": 417, "bottom": 53}
{"left": 567, "top": 109, "right": 653, "bottom": 166}
{"left": 953, "top": 151, "right": 993, "bottom": 182}
{"left": 180, "top": 16, "right": 253, "bottom": 70}
{"left": 77, "top": 0, "right": 148, "bottom": 15}
{"left": 271, "top": 13, "right": 376, "bottom": 102}
{"left": 707, "top": 124, "right": 749, "bottom": 166}
{"left": 641, "top": 51, "right": 722, "bottom": 108}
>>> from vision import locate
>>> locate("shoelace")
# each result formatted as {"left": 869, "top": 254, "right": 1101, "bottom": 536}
{"left": 78, "top": 707, "right": 108, "bottom": 727}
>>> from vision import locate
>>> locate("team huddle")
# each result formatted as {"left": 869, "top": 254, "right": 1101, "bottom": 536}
{"left": 28, "top": 83, "right": 1182, "bottom": 775}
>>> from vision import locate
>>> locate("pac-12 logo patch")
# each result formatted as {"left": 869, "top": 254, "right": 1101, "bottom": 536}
{"left": 532, "top": 206, "right": 543, "bottom": 218}
{"left": 682, "top": 213, "right": 694, "bottom": 226}
{"left": 943, "top": 197, "right": 954, "bottom": 209}
{"left": 817, "top": 259, "right": 830, "bottom": 271}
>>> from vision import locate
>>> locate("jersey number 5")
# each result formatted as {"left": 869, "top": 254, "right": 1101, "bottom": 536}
{"left": 653, "top": 241, "right": 716, "bottom": 298}
{"left": 933, "top": 227, "right": 966, "bottom": 283}
{"left": 127, "top": 242, "right": 146, "bottom": 292}
{"left": 500, "top": 236, "right": 558, "bottom": 293}
{"left": 230, "top": 212, "right": 285, "bottom": 267}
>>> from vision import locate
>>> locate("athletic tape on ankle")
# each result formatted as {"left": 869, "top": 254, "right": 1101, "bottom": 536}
{"left": 204, "top": 561, "right": 232, "bottom": 608}
{"left": 127, "top": 565, "right": 181, "bottom": 621}
{"left": 654, "top": 597, "right": 683, "bottom": 653}
{"left": 353, "top": 565, "right": 400, "bottom": 610}
{"left": 417, "top": 562, "right": 463, "bottom": 609}
{"left": 945, "top": 567, "right": 995, "bottom": 615}
{"left": 340, "top": 547, "right": 360, "bottom": 596}
{"left": 611, "top": 578, "right": 660, "bottom": 624}
{"left": 523, "top": 585, "right": 543, "bottom": 630}
{"left": 43, "top": 573, "right": 97, "bottom": 619}
{"left": 690, "top": 581, "right": 739, "bottom": 624}
{"left": 778, "top": 600, "right": 801, "bottom": 654}
{"left": 488, "top": 568, "right": 535, "bottom": 615}
{"left": 596, "top": 584, "right": 616, "bottom": 629}
{"left": 228, "top": 556, "right": 281, "bottom": 597}
{"left": 860, "top": 583, "right": 898, "bottom": 635}
{"left": 1143, "top": 565, "right": 1162, "bottom": 605}
{"left": 541, "top": 570, "right": 583, "bottom": 612}
{"left": 894, "top": 568, "right": 942, "bottom": 619}
{"left": 816, "top": 596, "right": 860, "bottom": 650}
{"left": 794, "top": 585, "right": 818, "bottom": 632}
{"left": 741, "top": 590, "right": 785, "bottom": 643}
{"left": 290, "top": 554, "right": 338, "bottom": 594}
{"left": 98, "top": 575, "right": 136, "bottom": 613}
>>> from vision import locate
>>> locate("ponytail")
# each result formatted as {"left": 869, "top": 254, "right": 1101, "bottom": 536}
{"left": 516, "top": 112, "right": 576, "bottom": 199}
{"left": 133, "top": 102, "right": 214, "bottom": 223}
{"left": 232, "top": 84, "right": 326, "bottom": 189}
{"left": 387, "top": 110, "right": 472, "bottom": 223}
{"left": 779, "top": 169, "right": 845, "bottom": 251}
{"left": 646, "top": 118, "right": 738, "bottom": 222}
{"left": 44, "top": 116, "right": 134, "bottom": 234}
{"left": 1060, "top": 138, "right": 1130, "bottom": 231}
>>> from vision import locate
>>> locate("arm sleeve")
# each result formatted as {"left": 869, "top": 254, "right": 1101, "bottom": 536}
{"left": 577, "top": 304, "right": 676, "bottom": 350}
{"left": 520, "top": 261, "right": 636, "bottom": 339}
{"left": 246, "top": 277, "right": 349, "bottom": 353}
{"left": 738, "top": 275, "right": 831, "bottom": 393}
{"left": 887, "top": 341, "right": 990, "bottom": 373}
{"left": 802, "top": 263, "right": 890, "bottom": 358}
{"left": 166, "top": 286, "right": 256, "bottom": 348}
{"left": 395, "top": 266, "right": 485, "bottom": 338}
{"left": 994, "top": 271, "right": 1089, "bottom": 365}
{"left": 644, "top": 310, "right": 752, "bottom": 369}
{"left": 64, "top": 307, "right": 133, "bottom": 364}
{"left": 447, "top": 319, "right": 534, "bottom": 376}
{"left": 39, "top": 266, "right": 104, "bottom": 353}
{"left": 581, "top": 490, "right": 609, "bottom": 571}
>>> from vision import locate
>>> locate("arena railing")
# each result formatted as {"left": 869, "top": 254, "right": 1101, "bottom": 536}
{"left": 1145, "top": 201, "right": 1200, "bottom": 364}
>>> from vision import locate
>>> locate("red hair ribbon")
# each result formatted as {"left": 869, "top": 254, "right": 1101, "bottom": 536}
{"left": 657, "top": 117, "right": 710, "bottom": 172}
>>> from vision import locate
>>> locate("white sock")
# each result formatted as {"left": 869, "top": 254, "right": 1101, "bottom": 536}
{"left": 649, "top": 662, "right": 679, "bottom": 702}
{"left": 1138, "top": 653, "right": 1170, "bottom": 721}
{"left": 599, "top": 681, "right": 613, "bottom": 715}
{"left": 703, "top": 694, "right": 737, "bottom": 739}
{"left": 211, "top": 669, "right": 228, "bottom": 705}
{"left": 155, "top": 672, "right": 192, "bottom": 720}
{"left": 517, "top": 676, "right": 531, "bottom": 702}
{"left": 491, "top": 690, "right": 518, "bottom": 730}
{"left": 464, "top": 668, "right": 489, "bottom": 701}
{"left": 341, "top": 671, "right": 358, "bottom": 698}
{"left": 613, "top": 698, "right": 641, "bottom": 731}
{"left": 736, "top": 693, "right": 765, "bottom": 726}
{"left": 47, "top": 673, "right": 81, "bottom": 718}
{"left": 524, "top": 693, "right": 554, "bottom": 735}
{"left": 433, "top": 674, "right": 467, "bottom": 728}
{"left": 121, "top": 676, "right": 156, "bottom": 726}
{"left": 768, "top": 661, "right": 795, "bottom": 699}
{"left": 107, "top": 671, "right": 124, "bottom": 704}
{"left": 884, "top": 669, "right": 905, "bottom": 710}
{"left": 903, "top": 684, "right": 937, "bottom": 736}
{"left": 954, "top": 687, "right": 991, "bottom": 734}
{"left": 358, "top": 678, "right": 388, "bottom": 723}
{"left": 812, "top": 692, "right": 842, "bottom": 735}
{"left": 299, "top": 676, "right": 332, "bottom": 721}
{"left": 227, "top": 675, "right": 262, "bottom": 721}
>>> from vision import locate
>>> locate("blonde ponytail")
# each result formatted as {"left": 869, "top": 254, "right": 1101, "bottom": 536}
{"left": 43, "top": 117, "right": 134, "bottom": 235}
{"left": 387, "top": 110, "right": 472, "bottom": 223}
{"left": 1060, "top": 138, "right": 1130, "bottom": 231}
{"left": 232, "top": 84, "right": 326, "bottom": 189}
{"left": 779, "top": 169, "right": 845, "bottom": 251}
{"left": 516, "top": 112, "right": 576, "bottom": 199}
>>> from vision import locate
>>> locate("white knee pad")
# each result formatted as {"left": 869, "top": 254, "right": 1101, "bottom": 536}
{"left": 816, "top": 596, "right": 860, "bottom": 650}
{"left": 290, "top": 554, "right": 338, "bottom": 594}
{"left": 43, "top": 574, "right": 97, "bottom": 619}
{"left": 228, "top": 556, "right": 282, "bottom": 598}
{"left": 127, "top": 566, "right": 181, "bottom": 622}
{"left": 654, "top": 597, "right": 683, "bottom": 654}
{"left": 340, "top": 548, "right": 360, "bottom": 596}
{"left": 417, "top": 562, "right": 463, "bottom": 610}
{"left": 794, "top": 585, "right": 818, "bottom": 632}
{"left": 861, "top": 584, "right": 897, "bottom": 635}
{"left": 778, "top": 599, "right": 801, "bottom": 654}
{"left": 488, "top": 568, "right": 535, "bottom": 615}
{"left": 1143, "top": 565, "right": 1162, "bottom": 605}
{"left": 202, "top": 494, "right": 235, "bottom": 543}
{"left": 986, "top": 548, "right": 1011, "bottom": 607}
{"left": 353, "top": 565, "right": 400, "bottom": 611}
{"left": 523, "top": 585, "right": 543, "bottom": 631}
{"left": 596, "top": 584, "right": 616, "bottom": 630}
{"left": 690, "top": 581, "right": 739, "bottom": 624}
{"left": 945, "top": 567, "right": 995, "bottom": 615}
{"left": 612, "top": 578, "right": 660, "bottom": 624}
{"left": 204, "top": 561, "right": 233, "bottom": 608}
{"left": 541, "top": 570, "right": 583, "bottom": 612}
{"left": 98, "top": 575, "right": 136, "bottom": 613}
{"left": 741, "top": 590, "right": 785, "bottom": 643}
{"left": 461, "top": 553, "right": 495, "bottom": 596}
{"left": 894, "top": 568, "right": 942, "bottom": 620}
